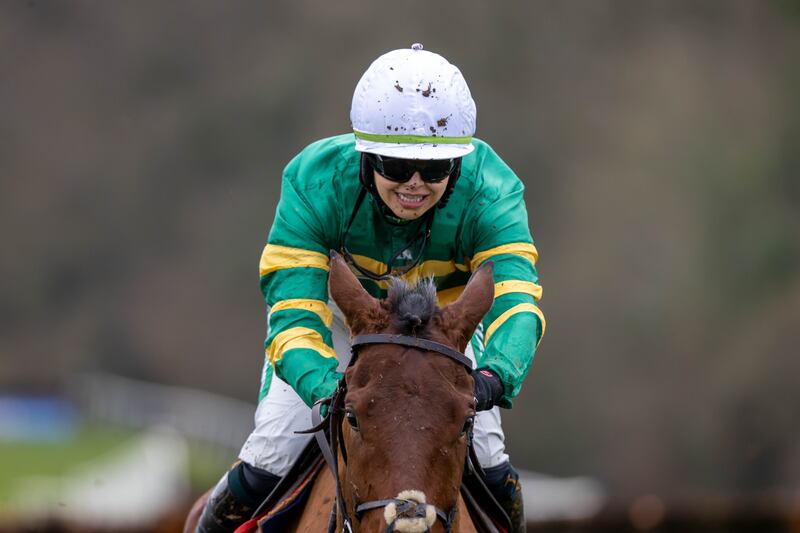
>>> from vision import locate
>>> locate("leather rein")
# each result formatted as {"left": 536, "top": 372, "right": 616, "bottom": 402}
{"left": 299, "top": 333, "right": 473, "bottom": 533}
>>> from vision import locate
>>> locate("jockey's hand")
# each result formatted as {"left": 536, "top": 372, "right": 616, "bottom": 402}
{"left": 473, "top": 368, "right": 504, "bottom": 411}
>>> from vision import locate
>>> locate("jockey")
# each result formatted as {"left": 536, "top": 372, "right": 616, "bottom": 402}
{"left": 197, "top": 44, "right": 545, "bottom": 533}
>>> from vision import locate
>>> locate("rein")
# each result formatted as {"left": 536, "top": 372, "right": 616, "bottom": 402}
{"left": 302, "top": 333, "right": 473, "bottom": 533}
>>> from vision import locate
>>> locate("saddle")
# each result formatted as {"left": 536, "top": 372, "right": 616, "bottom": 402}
{"left": 235, "top": 438, "right": 512, "bottom": 533}
{"left": 229, "top": 438, "right": 322, "bottom": 533}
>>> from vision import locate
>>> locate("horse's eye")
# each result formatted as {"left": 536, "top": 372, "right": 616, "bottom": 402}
{"left": 461, "top": 415, "right": 475, "bottom": 436}
{"left": 345, "top": 410, "right": 359, "bottom": 431}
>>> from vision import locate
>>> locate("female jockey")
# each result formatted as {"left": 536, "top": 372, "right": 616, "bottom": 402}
{"left": 196, "top": 44, "right": 545, "bottom": 533}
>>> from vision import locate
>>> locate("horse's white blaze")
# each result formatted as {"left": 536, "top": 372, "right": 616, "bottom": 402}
{"left": 383, "top": 490, "right": 436, "bottom": 532}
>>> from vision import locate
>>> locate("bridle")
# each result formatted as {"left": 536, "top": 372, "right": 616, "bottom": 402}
{"left": 300, "top": 333, "right": 474, "bottom": 533}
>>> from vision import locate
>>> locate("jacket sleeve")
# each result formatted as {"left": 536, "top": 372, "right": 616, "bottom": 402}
{"left": 469, "top": 162, "right": 545, "bottom": 408}
{"left": 258, "top": 153, "right": 341, "bottom": 408}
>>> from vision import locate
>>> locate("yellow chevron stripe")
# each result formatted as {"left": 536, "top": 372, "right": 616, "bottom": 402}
{"left": 348, "top": 254, "right": 386, "bottom": 284}
{"left": 494, "top": 280, "right": 543, "bottom": 301}
{"left": 484, "top": 303, "right": 546, "bottom": 345}
{"left": 350, "top": 254, "right": 468, "bottom": 289}
{"left": 259, "top": 244, "right": 329, "bottom": 277}
{"left": 436, "top": 286, "right": 465, "bottom": 306}
{"left": 470, "top": 243, "right": 539, "bottom": 271}
{"left": 269, "top": 299, "right": 333, "bottom": 327}
{"left": 266, "top": 327, "right": 336, "bottom": 364}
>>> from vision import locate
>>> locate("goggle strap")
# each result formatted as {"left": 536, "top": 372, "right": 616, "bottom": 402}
{"left": 340, "top": 191, "right": 435, "bottom": 282}
{"left": 344, "top": 187, "right": 368, "bottom": 238}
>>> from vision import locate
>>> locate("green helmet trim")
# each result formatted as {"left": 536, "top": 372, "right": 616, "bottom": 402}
{"left": 353, "top": 129, "right": 473, "bottom": 145}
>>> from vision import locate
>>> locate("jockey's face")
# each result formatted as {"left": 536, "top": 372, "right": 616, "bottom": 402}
{"left": 373, "top": 170, "right": 449, "bottom": 220}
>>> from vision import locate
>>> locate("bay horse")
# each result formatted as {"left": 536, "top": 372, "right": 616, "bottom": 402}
{"left": 185, "top": 253, "right": 494, "bottom": 532}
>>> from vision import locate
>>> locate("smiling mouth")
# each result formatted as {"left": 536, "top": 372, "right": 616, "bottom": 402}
{"left": 396, "top": 192, "right": 428, "bottom": 206}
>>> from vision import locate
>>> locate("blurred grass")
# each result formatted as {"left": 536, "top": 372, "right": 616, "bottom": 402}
{"left": 185, "top": 440, "right": 232, "bottom": 492}
{"left": 0, "top": 421, "right": 231, "bottom": 505}
{"left": 0, "top": 423, "right": 135, "bottom": 502}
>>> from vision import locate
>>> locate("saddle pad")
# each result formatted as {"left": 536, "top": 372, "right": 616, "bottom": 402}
{"left": 233, "top": 459, "right": 324, "bottom": 533}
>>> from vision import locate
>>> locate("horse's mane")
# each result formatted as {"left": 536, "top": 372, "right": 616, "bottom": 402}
{"left": 387, "top": 277, "right": 437, "bottom": 334}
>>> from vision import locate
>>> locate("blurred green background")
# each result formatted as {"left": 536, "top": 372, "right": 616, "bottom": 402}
{"left": 1, "top": 1, "right": 799, "bottom": 531}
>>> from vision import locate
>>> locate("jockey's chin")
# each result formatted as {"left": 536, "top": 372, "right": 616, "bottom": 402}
{"left": 373, "top": 171, "right": 449, "bottom": 220}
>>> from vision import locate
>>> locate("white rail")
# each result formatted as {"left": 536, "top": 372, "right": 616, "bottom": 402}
{"left": 70, "top": 372, "right": 254, "bottom": 452}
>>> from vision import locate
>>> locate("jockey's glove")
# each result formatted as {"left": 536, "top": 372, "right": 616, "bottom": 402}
{"left": 473, "top": 368, "right": 504, "bottom": 411}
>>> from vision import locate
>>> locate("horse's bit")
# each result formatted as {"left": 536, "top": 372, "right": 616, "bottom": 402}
{"left": 301, "top": 333, "right": 474, "bottom": 533}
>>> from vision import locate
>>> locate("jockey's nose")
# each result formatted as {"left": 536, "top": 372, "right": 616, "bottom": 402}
{"left": 404, "top": 172, "right": 424, "bottom": 187}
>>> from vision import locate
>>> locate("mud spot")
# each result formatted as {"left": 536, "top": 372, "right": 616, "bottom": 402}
{"left": 394, "top": 83, "right": 403, "bottom": 92}
{"left": 429, "top": 126, "right": 436, "bottom": 133}
{"left": 421, "top": 83, "right": 432, "bottom": 97}
{"left": 437, "top": 117, "right": 449, "bottom": 127}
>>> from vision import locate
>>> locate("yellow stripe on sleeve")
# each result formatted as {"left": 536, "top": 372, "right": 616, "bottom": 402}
{"left": 494, "top": 280, "right": 543, "bottom": 301}
{"left": 470, "top": 242, "right": 539, "bottom": 270}
{"left": 259, "top": 244, "right": 330, "bottom": 277}
{"left": 265, "top": 327, "right": 336, "bottom": 364}
{"left": 269, "top": 299, "right": 333, "bottom": 327}
{"left": 484, "top": 303, "right": 546, "bottom": 345}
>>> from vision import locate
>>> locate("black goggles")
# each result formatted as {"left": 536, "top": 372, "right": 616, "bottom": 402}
{"left": 368, "top": 154, "right": 457, "bottom": 183}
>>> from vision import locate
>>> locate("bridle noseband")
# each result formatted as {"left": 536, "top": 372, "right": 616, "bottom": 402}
{"left": 302, "top": 333, "right": 473, "bottom": 533}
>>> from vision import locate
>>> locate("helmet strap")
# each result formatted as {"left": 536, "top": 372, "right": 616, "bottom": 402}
{"left": 436, "top": 157, "right": 461, "bottom": 209}
{"left": 359, "top": 152, "right": 378, "bottom": 195}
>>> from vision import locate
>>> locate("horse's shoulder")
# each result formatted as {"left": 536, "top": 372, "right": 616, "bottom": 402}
{"left": 456, "top": 493, "right": 479, "bottom": 533}
{"left": 291, "top": 467, "right": 335, "bottom": 531}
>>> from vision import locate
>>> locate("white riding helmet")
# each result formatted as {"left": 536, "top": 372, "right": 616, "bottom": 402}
{"left": 350, "top": 44, "right": 477, "bottom": 160}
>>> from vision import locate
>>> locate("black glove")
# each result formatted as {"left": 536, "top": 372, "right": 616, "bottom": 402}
{"left": 473, "top": 368, "right": 504, "bottom": 411}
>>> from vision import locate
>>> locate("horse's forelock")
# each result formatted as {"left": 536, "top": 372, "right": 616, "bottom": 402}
{"left": 387, "top": 277, "right": 437, "bottom": 334}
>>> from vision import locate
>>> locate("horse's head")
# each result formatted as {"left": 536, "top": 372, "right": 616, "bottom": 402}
{"left": 328, "top": 252, "right": 494, "bottom": 532}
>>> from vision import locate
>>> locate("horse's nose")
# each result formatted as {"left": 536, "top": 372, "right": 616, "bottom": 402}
{"left": 384, "top": 490, "right": 436, "bottom": 532}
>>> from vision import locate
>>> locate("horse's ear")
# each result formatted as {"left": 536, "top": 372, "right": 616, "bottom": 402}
{"left": 438, "top": 261, "right": 495, "bottom": 351}
{"left": 328, "top": 250, "right": 387, "bottom": 335}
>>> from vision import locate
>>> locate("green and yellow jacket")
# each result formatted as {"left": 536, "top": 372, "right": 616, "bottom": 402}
{"left": 259, "top": 134, "right": 545, "bottom": 408}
